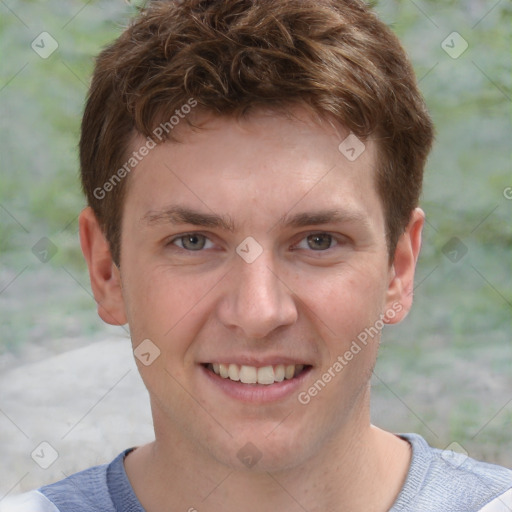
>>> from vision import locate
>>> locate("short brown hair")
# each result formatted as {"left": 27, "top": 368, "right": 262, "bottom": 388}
{"left": 80, "top": 0, "right": 434, "bottom": 266}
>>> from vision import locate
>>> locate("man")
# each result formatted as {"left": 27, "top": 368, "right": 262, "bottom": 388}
{"left": 2, "top": 0, "right": 511, "bottom": 510}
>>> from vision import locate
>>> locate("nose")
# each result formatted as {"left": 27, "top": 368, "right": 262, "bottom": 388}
{"left": 217, "top": 250, "right": 298, "bottom": 339}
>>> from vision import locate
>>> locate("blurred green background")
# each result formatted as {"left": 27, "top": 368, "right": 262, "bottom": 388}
{"left": 0, "top": 0, "right": 511, "bottom": 465}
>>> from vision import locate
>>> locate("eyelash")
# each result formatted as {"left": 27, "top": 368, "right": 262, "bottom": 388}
{"left": 167, "top": 232, "right": 346, "bottom": 252}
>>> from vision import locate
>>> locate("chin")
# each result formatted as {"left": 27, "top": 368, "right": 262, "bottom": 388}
{"left": 206, "top": 419, "right": 321, "bottom": 474}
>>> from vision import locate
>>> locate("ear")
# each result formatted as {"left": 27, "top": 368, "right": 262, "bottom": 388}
{"left": 79, "top": 207, "right": 127, "bottom": 326}
{"left": 383, "top": 208, "right": 424, "bottom": 324}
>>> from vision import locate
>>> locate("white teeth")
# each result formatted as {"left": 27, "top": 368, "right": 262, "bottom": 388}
{"left": 274, "top": 364, "right": 285, "bottom": 382}
{"left": 239, "top": 365, "right": 257, "bottom": 384}
{"left": 228, "top": 363, "right": 240, "bottom": 381}
{"left": 285, "top": 364, "right": 295, "bottom": 380}
{"left": 219, "top": 363, "right": 229, "bottom": 378}
{"left": 257, "top": 366, "right": 275, "bottom": 385}
{"left": 208, "top": 363, "right": 306, "bottom": 384}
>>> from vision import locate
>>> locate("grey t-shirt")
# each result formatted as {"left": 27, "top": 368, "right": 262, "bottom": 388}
{"left": 2, "top": 434, "right": 511, "bottom": 511}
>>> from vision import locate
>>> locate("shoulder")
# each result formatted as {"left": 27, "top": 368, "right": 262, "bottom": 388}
{"left": 0, "top": 491, "right": 59, "bottom": 512}
{"left": 392, "top": 434, "right": 512, "bottom": 512}
{"left": 0, "top": 450, "right": 130, "bottom": 512}
{"left": 479, "top": 489, "right": 512, "bottom": 511}
{"left": 37, "top": 460, "right": 112, "bottom": 511}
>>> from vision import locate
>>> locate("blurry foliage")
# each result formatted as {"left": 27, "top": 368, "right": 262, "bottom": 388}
{"left": 0, "top": 0, "right": 510, "bottom": 264}
{"left": 0, "top": 0, "right": 510, "bottom": 459}
{"left": 373, "top": 0, "right": 511, "bottom": 460}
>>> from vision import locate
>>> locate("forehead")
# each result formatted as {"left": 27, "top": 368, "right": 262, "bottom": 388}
{"left": 123, "top": 108, "right": 382, "bottom": 230}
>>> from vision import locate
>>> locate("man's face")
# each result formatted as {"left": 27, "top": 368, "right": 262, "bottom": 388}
{"left": 106, "top": 108, "right": 414, "bottom": 471}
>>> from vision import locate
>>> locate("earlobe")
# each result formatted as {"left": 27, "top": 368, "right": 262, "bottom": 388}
{"left": 78, "top": 207, "right": 128, "bottom": 326}
{"left": 384, "top": 208, "right": 424, "bottom": 325}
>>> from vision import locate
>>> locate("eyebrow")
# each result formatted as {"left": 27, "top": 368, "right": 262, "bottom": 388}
{"left": 141, "top": 206, "right": 235, "bottom": 232}
{"left": 141, "top": 206, "right": 368, "bottom": 231}
{"left": 281, "top": 209, "right": 368, "bottom": 229}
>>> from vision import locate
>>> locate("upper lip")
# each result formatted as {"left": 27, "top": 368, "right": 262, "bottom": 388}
{"left": 201, "top": 357, "right": 312, "bottom": 367}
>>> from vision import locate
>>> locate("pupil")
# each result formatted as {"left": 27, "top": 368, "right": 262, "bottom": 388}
{"left": 184, "top": 234, "right": 205, "bottom": 250}
{"left": 308, "top": 234, "right": 331, "bottom": 250}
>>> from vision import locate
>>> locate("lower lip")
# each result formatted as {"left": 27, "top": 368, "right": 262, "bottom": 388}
{"left": 200, "top": 365, "right": 312, "bottom": 404}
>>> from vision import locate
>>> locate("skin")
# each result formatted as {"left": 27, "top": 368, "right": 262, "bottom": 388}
{"left": 79, "top": 107, "right": 424, "bottom": 511}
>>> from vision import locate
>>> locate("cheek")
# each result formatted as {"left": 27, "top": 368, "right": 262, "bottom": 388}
{"left": 123, "top": 268, "right": 212, "bottom": 404}
{"left": 292, "top": 265, "right": 388, "bottom": 339}
{"left": 121, "top": 264, "right": 217, "bottom": 353}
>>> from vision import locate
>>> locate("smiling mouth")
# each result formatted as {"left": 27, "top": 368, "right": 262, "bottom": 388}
{"left": 203, "top": 363, "right": 311, "bottom": 385}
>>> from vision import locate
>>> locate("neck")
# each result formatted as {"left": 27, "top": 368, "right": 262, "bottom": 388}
{"left": 124, "top": 400, "right": 411, "bottom": 512}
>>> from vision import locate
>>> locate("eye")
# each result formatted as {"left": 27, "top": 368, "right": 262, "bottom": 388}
{"left": 170, "top": 233, "right": 214, "bottom": 251}
{"left": 296, "top": 233, "right": 337, "bottom": 251}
